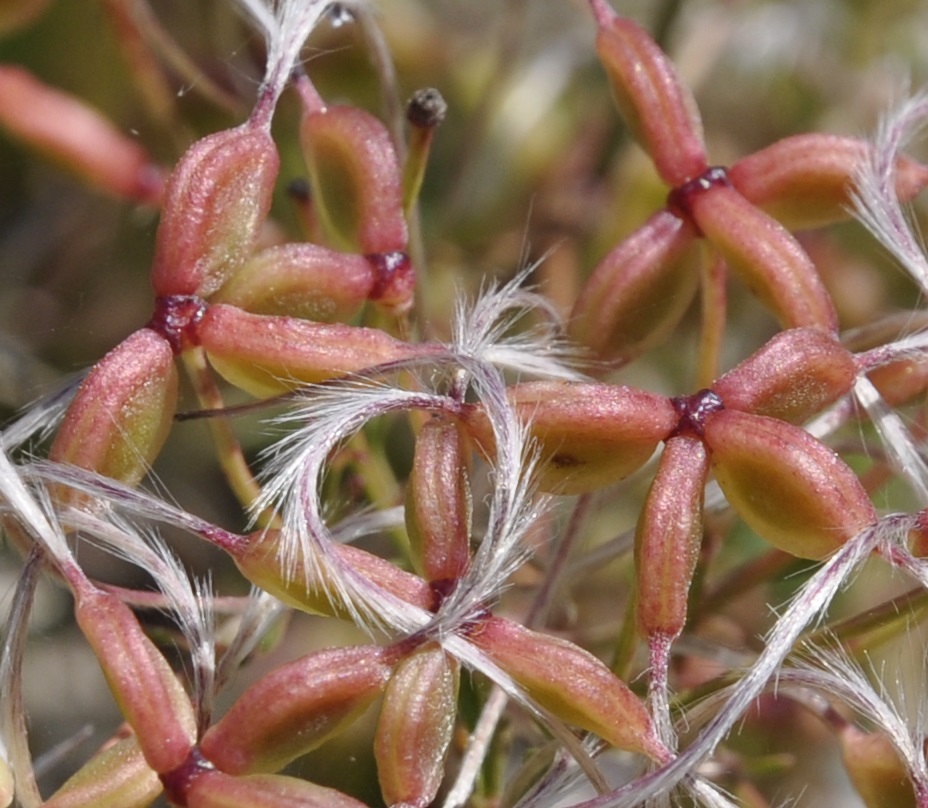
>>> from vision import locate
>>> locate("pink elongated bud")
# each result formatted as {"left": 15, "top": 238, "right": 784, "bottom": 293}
{"left": 569, "top": 210, "right": 698, "bottom": 362}
{"left": 463, "top": 381, "right": 677, "bottom": 494}
{"left": 151, "top": 126, "right": 279, "bottom": 297}
{"left": 703, "top": 409, "right": 876, "bottom": 559}
{"left": 591, "top": 4, "right": 706, "bottom": 186}
{"left": 375, "top": 644, "right": 458, "bottom": 808}
{"left": 199, "top": 645, "right": 395, "bottom": 775}
{"left": 232, "top": 530, "right": 434, "bottom": 616}
{"left": 185, "top": 771, "right": 369, "bottom": 808}
{"left": 868, "top": 357, "right": 928, "bottom": 408}
{"left": 300, "top": 102, "right": 408, "bottom": 254}
{"left": 43, "top": 736, "right": 161, "bottom": 808}
{"left": 712, "top": 328, "right": 856, "bottom": 423}
{"left": 839, "top": 725, "right": 917, "bottom": 808}
{"left": 198, "top": 304, "right": 442, "bottom": 398}
{"left": 729, "top": 134, "right": 928, "bottom": 230}
{"left": 406, "top": 417, "right": 472, "bottom": 583}
{"left": 49, "top": 329, "right": 177, "bottom": 498}
{"left": 635, "top": 434, "right": 708, "bottom": 641}
{"left": 0, "top": 66, "right": 163, "bottom": 203}
{"left": 472, "top": 616, "right": 665, "bottom": 761}
{"left": 213, "top": 243, "right": 414, "bottom": 320}
{"left": 685, "top": 180, "right": 838, "bottom": 331}
{"left": 73, "top": 585, "right": 196, "bottom": 774}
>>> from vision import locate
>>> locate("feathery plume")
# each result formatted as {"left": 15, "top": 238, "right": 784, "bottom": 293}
{"left": 852, "top": 90, "right": 928, "bottom": 295}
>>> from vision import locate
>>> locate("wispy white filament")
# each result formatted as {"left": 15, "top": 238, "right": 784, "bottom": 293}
{"left": 853, "top": 375, "right": 928, "bottom": 503}
{"left": 233, "top": 0, "right": 343, "bottom": 126}
{"left": 520, "top": 517, "right": 896, "bottom": 808}
{"left": 852, "top": 90, "right": 928, "bottom": 295}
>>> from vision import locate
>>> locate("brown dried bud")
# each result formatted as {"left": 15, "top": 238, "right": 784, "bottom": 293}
{"left": 151, "top": 125, "right": 279, "bottom": 297}
{"left": 592, "top": 6, "right": 706, "bottom": 186}
{"left": 199, "top": 645, "right": 394, "bottom": 775}
{"left": 198, "top": 304, "right": 442, "bottom": 397}
{"left": 375, "top": 644, "right": 458, "bottom": 808}
{"left": 635, "top": 435, "right": 708, "bottom": 641}
{"left": 712, "top": 328, "right": 856, "bottom": 423}
{"left": 570, "top": 209, "right": 698, "bottom": 362}
{"left": 301, "top": 104, "right": 408, "bottom": 254}
{"left": 73, "top": 586, "right": 196, "bottom": 774}
{"left": 839, "top": 725, "right": 917, "bottom": 808}
{"left": 185, "top": 771, "right": 369, "bottom": 808}
{"left": 0, "top": 66, "right": 164, "bottom": 203}
{"left": 43, "top": 736, "right": 161, "bottom": 808}
{"left": 703, "top": 409, "right": 876, "bottom": 559}
{"left": 463, "top": 381, "right": 677, "bottom": 494}
{"left": 406, "top": 417, "right": 472, "bottom": 583}
{"left": 232, "top": 529, "right": 434, "bottom": 616}
{"left": 49, "top": 329, "right": 177, "bottom": 498}
{"left": 729, "top": 134, "right": 928, "bottom": 230}
{"left": 688, "top": 183, "right": 838, "bottom": 332}
{"left": 472, "top": 616, "right": 665, "bottom": 760}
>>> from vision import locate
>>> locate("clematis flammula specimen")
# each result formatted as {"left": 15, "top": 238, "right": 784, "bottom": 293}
{"left": 405, "top": 416, "right": 473, "bottom": 584}
{"left": 462, "top": 327, "right": 872, "bottom": 679}
{"left": 374, "top": 644, "right": 459, "bottom": 808}
{"left": 573, "top": 0, "right": 928, "bottom": 364}
{"left": 199, "top": 645, "right": 396, "bottom": 775}
{"left": 42, "top": 737, "right": 162, "bottom": 808}
{"left": 471, "top": 616, "right": 668, "bottom": 763}
{"left": 297, "top": 75, "right": 409, "bottom": 258}
{"left": 48, "top": 329, "right": 178, "bottom": 505}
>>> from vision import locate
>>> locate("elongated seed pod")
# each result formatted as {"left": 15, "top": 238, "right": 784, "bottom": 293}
{"left": 49, "top": 329, "right": 177, "bottom": 499}
{"left": 839, "top": 725, "right": 917, "bottom": 808}
{"left": 43, "top": 737, "right": 161, "bottom": 808}
{"left": 570, "top": 210, "right": 698, "bottom": 362}
{"left": 703, "top": 409, "right": 876, "bottom": 559}
{"left": 592, "top": 7, "right": 706, "bottom": 186}
{"left": 375, "top": 644, "right": 458, "bottom": 808}
{"left": 729, "top": 134, "right": 928, "bottom": 230}
{"left": 472, "top": 616, "right": 665, "bottom": 761}
{"left": 463, "top": 381, "right": 677, "bottom": 494}
{"left": 635, "top": 434, "right": 708, "bottom": 641}
{"left": 0, "top": 66, "right": 164, "bottom": 203}
{"left": 301, "top": 103, "right": 408, "bottom": 254}
{"left": 232, "top": 530, "right": 434, "bottom": 616}
{"left": 200, "top": 646, "right": 394, "bottom": 775}
{"left": 185, "top": 771, "right": 369, "bottom": 808}
{"left": 198, "top": 304, "right": 442, "bottom": 398}
{"left": 151, "top": 125, "right": 279, "bottom": 297}
{"left": 73, "top": 586, "right": 196, "bottom": 774}
{"left": 213, "top": 243, "right": 414, "bottom": 320}
{"left": 688, "top": 184, "right": 838, "bottom": 332}
{"left": 712, "top": 328, "right": 856, "bottom": 423}
{"left": 406, "top": 417, "right": 472, "bottom": 583}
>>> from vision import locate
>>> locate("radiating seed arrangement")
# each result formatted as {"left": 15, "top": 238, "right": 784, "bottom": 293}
{"left": 3, "top": 2, "right": 928, "bottom": 806}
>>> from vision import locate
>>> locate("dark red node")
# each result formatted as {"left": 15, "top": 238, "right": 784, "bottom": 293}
{"left": 147, "top": 295, "right": 208, "bottom": 355}
{"left": 666, "top": 166, "right": 731, "bottom": 229}
{"left": 365, "top": 251, "right": 413, "bottom": 302}
{"left": 160, "top": 747, "right": 214, "bottom": 807}
{"left": 670, "top": 388, "right": 725, "bottom": 438}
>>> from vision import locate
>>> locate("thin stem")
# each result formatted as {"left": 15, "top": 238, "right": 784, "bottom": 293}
{"left": 696, "top": 252, "right": 727, "bottom": 388}
{"left": 180, "top": 348, "right": 277, "bottom": 527}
